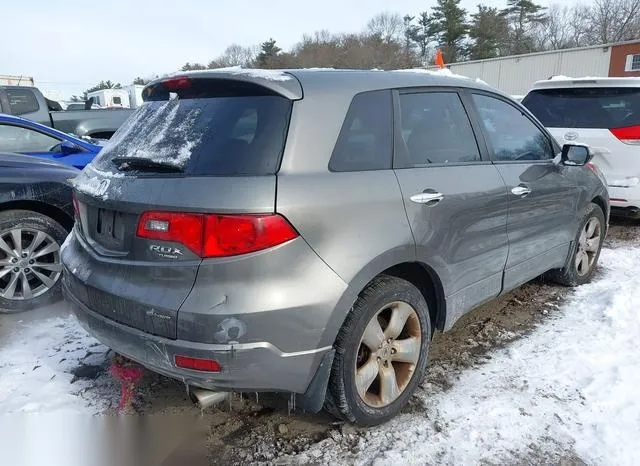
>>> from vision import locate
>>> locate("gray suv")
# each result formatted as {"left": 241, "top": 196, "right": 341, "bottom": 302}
{"left": 62, "top": 69, "right": 609, "bottom": 426}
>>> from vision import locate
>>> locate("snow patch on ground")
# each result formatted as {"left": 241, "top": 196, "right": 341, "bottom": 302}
{"left": 0, "top": 312, "right": 114, "bottom": 415}
{"left": 287, "top": 247, "right": 640, "bottom": 465}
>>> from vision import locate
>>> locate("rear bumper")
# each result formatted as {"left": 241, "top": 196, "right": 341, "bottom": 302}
{"left": 608, "top": 185, "right": 640, "bottom": 211}
{"left": 63, "top": 278, "right": 331, "bottom": 393}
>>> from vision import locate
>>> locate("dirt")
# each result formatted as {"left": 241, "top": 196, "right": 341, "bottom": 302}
{"left": 92, "top": 217, "right": 640, "bottom": 465}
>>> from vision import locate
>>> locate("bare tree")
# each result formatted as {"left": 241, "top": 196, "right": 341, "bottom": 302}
{"left": 208, "top": 44, "right": 258, "bottom": 68}
{"left": 586, "top": 0, "right": 640, "bottom": 43}
{"left": 366, "top": 12, "right": 405, "bottom": 43}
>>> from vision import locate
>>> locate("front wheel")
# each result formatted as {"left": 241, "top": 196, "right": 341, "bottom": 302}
{"left": 325, "top": 275, "right": 431, "bottom": 426}
{"left": 547, "top": 202, "right": 605, "bottom": 287}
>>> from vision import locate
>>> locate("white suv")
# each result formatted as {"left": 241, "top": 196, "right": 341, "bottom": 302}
{"left": 522, "top": 77, "right": 640, "bottom": 219}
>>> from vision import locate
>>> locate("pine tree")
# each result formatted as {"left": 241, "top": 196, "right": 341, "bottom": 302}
{"left": 406, "top": 11, "right": 434, "bottom": 63}
{"left": 429, "top": 0, "right": 468, "bottom": 63}
{"left": 469, "top": 5, "right": 510, "bottom": 60}
{"left": 502, "top": 0, "right": 548, "bottom": 55}
{"left": 257, "top": 38, "right": 282, "bottom": 68}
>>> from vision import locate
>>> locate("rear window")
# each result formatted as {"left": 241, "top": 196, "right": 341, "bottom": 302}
{"left": 91, "top": 79, "right": 293, "bottom": 176}
{"left": 6, "top": 89, "right": 40, "bottom": 115}
{"left": 522, "top": 87, "right": 640, "bottom": 129}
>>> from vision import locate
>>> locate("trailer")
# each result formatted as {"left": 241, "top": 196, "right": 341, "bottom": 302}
{"left": 86, "top": 88, "right": 131, "bottom": 108}
{"left": 124, "top": 84, "right": 145, "bottom": 108}
{"left": 0, "top": 74, "right": 35, "bottom": 87}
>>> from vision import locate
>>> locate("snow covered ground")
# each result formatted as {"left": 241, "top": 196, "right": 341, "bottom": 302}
{"left": 0, "top": 244, "right": 638, "bottom": 465}
{"left": 288, "top": 246, "right": 640, "bottom": 465}
{"left": 0, "top": 304, "right": 113, "bottom": 415}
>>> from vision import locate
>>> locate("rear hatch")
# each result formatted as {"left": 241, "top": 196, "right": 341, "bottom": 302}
{"left": 522, "top": 86, "right": 640, "bottom": 189}
{"left": 65, "top": 74, "right": 300, "bottom": 339}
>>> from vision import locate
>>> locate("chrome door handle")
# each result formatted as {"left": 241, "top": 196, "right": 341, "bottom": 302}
{"left": 511, "top": 186, "right": 531, "bottom": 197}
{"left": 410, "top": 191, "right": 444, "bottom": 205}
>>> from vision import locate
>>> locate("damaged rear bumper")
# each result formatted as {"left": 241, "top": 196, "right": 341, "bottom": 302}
{"left": 63, "top": 280, "right": 332, "bottom": 395}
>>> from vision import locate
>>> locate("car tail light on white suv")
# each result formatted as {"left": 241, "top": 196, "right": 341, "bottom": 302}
{"left": 610, "top": 125, "right": 640, "bottom": 145}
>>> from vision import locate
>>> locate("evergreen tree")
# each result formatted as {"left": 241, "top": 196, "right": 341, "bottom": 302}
{"left": 429, "top": 0, "right": 468, "bottom": 63}
{"left": 406, "top": 11, "right": 434, "bottom": 63}
{"left": 257, "top": 38, "right": 282, "bottom": 68}
{"left": 502, "top": 0, "right": 548, "bottom": 54}
{"left": 469, "top": 5, "right": 510, "bottom": 60}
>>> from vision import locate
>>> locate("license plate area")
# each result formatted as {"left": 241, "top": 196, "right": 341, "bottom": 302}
{"left": 94, "top": 208, "right": 126, "bottom": 249}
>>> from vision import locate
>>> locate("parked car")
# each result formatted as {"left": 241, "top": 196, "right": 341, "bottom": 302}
{"left": 522, "top": 77, "right": 640, "bottom": 219}
{"left": 62, "top": 69, "right": 609, "bottom": 426}
{"left": 0, "top": 114, "right": 103, "bottom": 168}
{"left": 0, "top": 85, "right": 135, "bottom": 139}
{"left": 0, "top": 152, "right": 79, "bottom": 312}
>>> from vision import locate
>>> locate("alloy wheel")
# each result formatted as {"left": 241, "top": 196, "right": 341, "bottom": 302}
{"left": 355, "top": 301, "right": 422, "bottom": 408}
{"left": 0, "top": 228, "right": 62, "bottom": 300}
{"left": 575, "top": 217, "right": 602, "bottom": 277}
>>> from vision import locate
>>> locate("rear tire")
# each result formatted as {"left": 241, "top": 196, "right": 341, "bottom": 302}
{"left": 547, "top": 202, "right": 605, "bottom": 287}
{"left": 0, "top": 210, "right": 68, "bottom": 313}
{"left": 325, "top": 275, "right": 431, "bottom": 426}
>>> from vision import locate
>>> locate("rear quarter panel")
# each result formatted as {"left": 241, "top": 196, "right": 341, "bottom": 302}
{"left": 277, "top": 90, "right": 415, "bottom": 349}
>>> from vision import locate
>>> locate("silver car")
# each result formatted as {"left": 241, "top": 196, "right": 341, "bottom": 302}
{"left": 62, "top": 69, "right": 609, "bottom": 425}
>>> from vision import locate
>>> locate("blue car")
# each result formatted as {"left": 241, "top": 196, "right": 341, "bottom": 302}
{"left": 0, "top": 114, "right": 104, "bottom": 168}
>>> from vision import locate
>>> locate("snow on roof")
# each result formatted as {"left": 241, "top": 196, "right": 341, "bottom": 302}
{"left": 207, "top": 66, "right": 293, "bottom": 82}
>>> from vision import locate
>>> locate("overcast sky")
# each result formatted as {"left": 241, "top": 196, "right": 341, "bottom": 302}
{"left": 4, "top": 0, "right": 576, "bottom": 99}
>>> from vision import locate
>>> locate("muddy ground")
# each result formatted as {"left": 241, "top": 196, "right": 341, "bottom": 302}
{"left": 72, "top": 218, "right": 639, "bottom": 465}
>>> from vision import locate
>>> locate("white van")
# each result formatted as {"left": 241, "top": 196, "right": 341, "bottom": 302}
{"left": 523, "top": 77, "right": 640, "bottom": 218}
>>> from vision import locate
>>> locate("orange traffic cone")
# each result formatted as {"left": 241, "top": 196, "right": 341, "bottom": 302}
{"left": 435, "top": 49, "right": 445, "bottom": 69}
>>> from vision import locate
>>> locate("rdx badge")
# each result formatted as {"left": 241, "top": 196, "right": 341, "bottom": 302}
{"left": 149, "top": 245, "right": 184, "bottom": 257}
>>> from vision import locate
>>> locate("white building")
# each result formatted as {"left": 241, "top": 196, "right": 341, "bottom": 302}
{"left": 437, "top": 40, "right": 640, "bottom": 95}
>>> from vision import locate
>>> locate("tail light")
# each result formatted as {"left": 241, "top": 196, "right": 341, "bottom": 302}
{"left": 175, "top": 355, "right": 221, "bottom": 372}
{"left": 136, "top": 212, "right": 298, "bottom": 258}
{"left": 610, "top": 125, "right": 640, "bottom": 145}
{"left": 162, "top": 76, "right": 192, "bottom": 91}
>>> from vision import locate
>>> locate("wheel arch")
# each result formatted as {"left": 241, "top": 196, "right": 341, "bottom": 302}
{"left": 0, "top": 200, "right": 73, "bottom": 232}
{"left": 321, "top": 247, "right": 447, "bottom": 350}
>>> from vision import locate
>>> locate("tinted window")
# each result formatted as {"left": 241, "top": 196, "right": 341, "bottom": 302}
{"left": 113, "top": 96, "right": 122, "bottom": 105}
{"left": 522, "top": 88, "right": 640, "bottom": 129}
{"left": 0, "top": 124, "right": 61, "bottom": 152}
{"left": 396, "top": 92, "right": 480, "bottom": 167}
{"left": 473, "top": 94, "right": 553, "bottom": 162}
{"left": 6, "top": 89, "right": 39, "bottom": 115}
{"left": 329, "top": 90, "right": 393, "bottom": 172}
{"left": 91, "top": 79, "right": 292, "bottom": 176}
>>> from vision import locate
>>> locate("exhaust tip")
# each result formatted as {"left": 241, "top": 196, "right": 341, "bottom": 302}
{"left": 189, "top": 387, "right": 229, "bottom": 409}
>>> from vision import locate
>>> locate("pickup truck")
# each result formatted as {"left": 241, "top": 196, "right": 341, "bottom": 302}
{"left": 0, "top": 85, "right": 134, "bottom": 139}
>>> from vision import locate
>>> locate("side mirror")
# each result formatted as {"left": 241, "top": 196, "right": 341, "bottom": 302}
{"left": 561, "top": 144, "right": 591, "bottom": 166}
{"left": 60, "top": 140, "right": 82, "bottom": 155}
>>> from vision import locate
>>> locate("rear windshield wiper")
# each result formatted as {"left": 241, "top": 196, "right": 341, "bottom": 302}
{"left": 112, "top": 157, "right": 184, "bottom": 173}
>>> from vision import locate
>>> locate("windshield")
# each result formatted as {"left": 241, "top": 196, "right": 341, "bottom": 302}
{"left": 91, "top": 80, "right": 292, "bottom": 176}
{"left": 522, "top": 87, "right": 640, "bottom": 129}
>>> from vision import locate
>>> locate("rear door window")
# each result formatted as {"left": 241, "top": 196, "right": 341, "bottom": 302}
{"left": 6, "top": 89, "right": 40, "bottom": 115}
{"left": 522, "top": 87, "right": 640, "bottom": 129}
{"left": 396, "top": 91, "right": 481, "bottom": 167}
{"left": 91, "top": 79, "right": 293, "bottom": 176}
{"left": 329, "top": 90, "right": 393, "bottom": 172}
